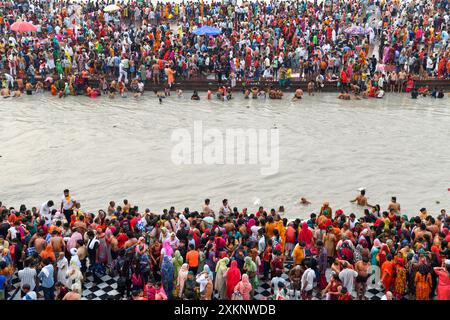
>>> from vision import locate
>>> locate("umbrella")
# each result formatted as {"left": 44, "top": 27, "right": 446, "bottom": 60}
{"left": 103, "top": 4, "right": 121, "bottom": 13}
{"left": 192, "top": 26, "right": 221, "bottom": 36}
{"left": 10, "top": 21, "right": 37, "bottom": 33}
{"left": 344, "top": 25, "right": 370, "bottom": 36}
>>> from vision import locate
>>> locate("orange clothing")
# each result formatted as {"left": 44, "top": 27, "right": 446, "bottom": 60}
{"left": 381, "top": 260, "right": 394, "bottom": 291}
{"left": 186, "top": 250, "right": 199, "bottom": 267}
{"left": 167, "top": 68, "right": 175, "bottom": 85}
{"left": 415, "top": 272, "right": 432, "bottom": 300}
{"left": 265, "top": 222, "right": 276, "bottom": 238}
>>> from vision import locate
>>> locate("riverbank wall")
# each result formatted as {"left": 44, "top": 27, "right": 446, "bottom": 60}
{"left": 91, "top": 78, "right": 450, "bottom": 92}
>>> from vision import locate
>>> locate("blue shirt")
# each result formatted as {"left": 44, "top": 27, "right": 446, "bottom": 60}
{"left": 0, "top": 275, "right": 6, "bottom": 290}
{"left": 38, "top": 265, "right": 54, "bottom": 288}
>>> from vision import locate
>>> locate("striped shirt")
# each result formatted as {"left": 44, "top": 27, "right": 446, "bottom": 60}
{"left": 18, "top": 267, "right": 37, "bottom": 291}
{"left": 38, "top": 265, "right": 54, "bottom": 288}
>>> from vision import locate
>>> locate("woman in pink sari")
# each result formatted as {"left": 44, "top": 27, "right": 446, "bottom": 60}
{"left": 162, "top": 239, "right": 174, "bottom": 258}
{"left": 434, "top": 261, "right": 450, "bottom": 300}
{"left": 234, "top": 274, "right": 253, "bottom": 300}
{"left": 226, "top": 260, "right": 241, "bottom": 299}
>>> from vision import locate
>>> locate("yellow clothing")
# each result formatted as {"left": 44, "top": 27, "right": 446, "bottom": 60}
{"left": 292, "top": 244, "right": 305, "bottom": 265}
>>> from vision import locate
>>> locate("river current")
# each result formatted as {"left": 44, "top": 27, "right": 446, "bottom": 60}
{"left": 1, "top": 92, "right": 449, "bottom": 218}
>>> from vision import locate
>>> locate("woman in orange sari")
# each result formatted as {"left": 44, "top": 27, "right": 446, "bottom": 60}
{"left": 380, "top": 254, "right": 395, "bottom": 292}
{"left": 415, "top": 264, "right": 432, "bottom": 300}
{"left": 275, "top": 220, "right": 286, "bottom": 253}
{"left": 393, "top": 258, "right": 407, "bottom": 299}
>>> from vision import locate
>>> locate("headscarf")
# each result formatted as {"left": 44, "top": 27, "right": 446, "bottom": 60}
{"left": 135, "top": 237, "right": 148, "bottom": 254}
{"left": 70, "top": 248, "right": 81, "bottom": 268}
{"left": 161, "top": 255, "right": 174, "bottom": 284}
{"left": 215, "top": 257, "right": 230, "bottom": 273}
{"left": 172, "top": 250, "right": 184, "bottom": 276}
{"left": 226, "top": 260, "right": 241, "bottom": 299}
{"left": 163, "top": 239, "right": 174, "bottom": 257}
{"left": 242, "top": 273, "right": 250, "bottom": 285}
{"left": 67, "top": 231, "right": 82, "bottom": 251}
{"left": 234, "top": 273, "right": 253, "bottom": 300}
{"left": 299, "top": 222, "right": 313, "bottom": 245}
{"left": 184, "top": 271, "right": 196, "bottom": 293}
{"left": 203, "top": 265, "right": 214, "bottom": 280}
{"left": 177, "top": 263, "right": 189, "bottom": 297}
{"left": 373, "top": 238, "right": 381, "bottom": 248}
{"left": 244, "top": 256, "right": 257, "bottom": 273}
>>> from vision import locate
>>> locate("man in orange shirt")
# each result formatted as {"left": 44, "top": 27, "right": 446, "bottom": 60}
{"left": 186, "top": 244, "right": 199, "bottom": 274}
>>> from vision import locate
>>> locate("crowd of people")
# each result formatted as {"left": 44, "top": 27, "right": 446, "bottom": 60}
{"left": 0, "top": 189, "right": 449, "bottom": 301}
{"left": 0, "top": 0, "right": 449, "bottom": 99}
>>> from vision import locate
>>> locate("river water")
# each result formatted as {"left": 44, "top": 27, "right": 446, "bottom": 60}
{"left": 1, "top": 92, "right": 449, "bottom": 219}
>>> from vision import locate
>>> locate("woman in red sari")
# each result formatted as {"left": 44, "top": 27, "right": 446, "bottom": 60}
{"left": 226, "top": 260, "right": 241, "bottom": 299}
{"left": 377, "top": 244, "right": 390, "bottom": 267}
{"left": 405, "top": 77, "right": 414, "bottom": 93}
{"left": 298, "top": 222, "right": 313, "bottom": 250}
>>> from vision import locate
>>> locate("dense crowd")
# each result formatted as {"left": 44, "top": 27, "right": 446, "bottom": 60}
{"left": 0, "top": 0, "right": 449, "bottom": 98}
{"left": 0, "top": 189, "right": 449, "bottom": 300}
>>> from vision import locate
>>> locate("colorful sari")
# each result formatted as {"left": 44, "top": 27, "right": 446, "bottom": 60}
{"left": 226, "top": 260, "right": 241, "bottom": 299}
{"left": 161, "top": 255, "right": 174, "bottom": 299}
{"left": 415, "top": 265, "right": 432, "bottom": 300}
{"left": 393, "top": 259, "right": 407, "bottom": 299}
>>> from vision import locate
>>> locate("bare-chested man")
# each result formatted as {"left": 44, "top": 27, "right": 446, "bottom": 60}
{"left": 73, "top": 216, "right": 87, "bottom": 234}
{"left": 355, "top": 256, "right": 371, "bottom": 300}
{"left": 107, "top": 201, "right": 116, "bottom": 216}
{"left": 76, "top": 239, "right": 88, "bottom": 276}
{"left": 110, "top": 231, "right": 119, "bottom": 259}
{"left": 29, "top": 229, "right": 47, "bottom": 254}
{"left": 300, "top": 197, "right": 311, "bottom": 205}
{"left": 426, "top": 217, "right": 439, "bottom": 237}
{"left": 62, "top": 284, "right": 81, "bottom": 300}
{"left": 223, "top": 218, "right": 235, "bottom": 233}
{"left": 152, "top": 62, "right": 160, "bottom": 84}
{"left": 388, "top": 196, "right": 401, "bottom": 214}
{"left": 398, "top": 70, "right": 407, "bottom": 92}
{"left": 413, "top": 223, "right": 432, "bottom": 244}
{"left": 291, "top": 88, "right": 304, "bottom": 101}
{"left": 50, "top": 230, "right": 65, "bottom": 254}
{"left": 307, "top": 81, "right": 315, "bottom": 95}
{"left": 350, "top": 189, "right": 373, "bottom": 207}
{"left": 124, "top": 233, "right": 138, "bottom": 250}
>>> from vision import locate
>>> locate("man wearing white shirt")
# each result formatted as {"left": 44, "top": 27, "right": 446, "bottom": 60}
{"left": 61, "top": 189, "right": 76, "bottom": 224}
{"left": 339, "top": 261, "right": 358, "bottom": 295}
{"left": 40, "top": 200, "right": 54, "bottom": 226}
{"left": 301, "top": 263, "right": 316, "bottom": 300}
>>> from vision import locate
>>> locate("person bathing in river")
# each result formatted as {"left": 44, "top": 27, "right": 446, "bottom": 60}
{"left": 338, "top": 90, "right": 350, "bottom": 100}
{"left": 307, "top": 81, "right": 315, "bottom": 96}
{"left": 191, "top": 91, "right": 200, "bottom": 100}
{"left": 292, "top": 88, "right": 304, "bottom": 101}
{"left": 251, "top": 87, "right": 259, "bottom": 99}
{"left": 350, "top": 189, "right": 373, "bottom": 208}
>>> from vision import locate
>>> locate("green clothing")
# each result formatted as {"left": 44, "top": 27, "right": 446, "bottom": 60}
{"left": 172, "top": 250, "right": 184, "bottom": 280}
